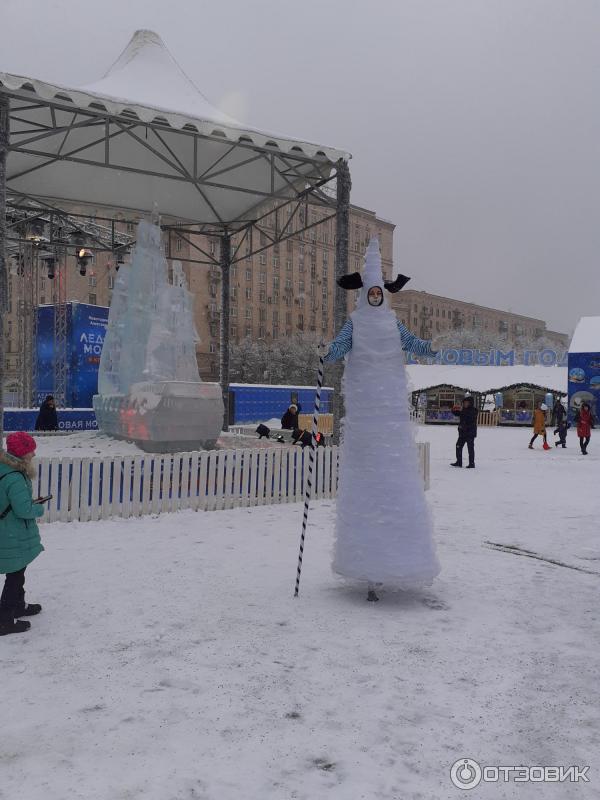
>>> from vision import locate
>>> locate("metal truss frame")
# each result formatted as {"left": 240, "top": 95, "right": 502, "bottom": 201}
{"left": 0, "top": 89, "right": 351, "bottom": 434}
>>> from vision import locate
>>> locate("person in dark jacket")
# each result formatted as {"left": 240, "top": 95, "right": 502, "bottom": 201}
{"left": 35, "top": 395, "right": 59, "bottom": 432}
{"left": 551, "top": 399, "right": 566, "bottom": 427}
{"left": 281, "top": 404, "right": 299, "bottom": 430}
{"left": 0, "top": 432, "right": 45, "bottom": 637}
{"left": 450, "top": 396, "right": 478, "bottom": 468}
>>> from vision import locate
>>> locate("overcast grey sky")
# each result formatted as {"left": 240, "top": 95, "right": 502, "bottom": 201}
{"left": 2, "top": 0, "right": 599, "bottom": 335}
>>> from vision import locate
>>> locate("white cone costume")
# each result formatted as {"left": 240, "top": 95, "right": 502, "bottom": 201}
{"left": 325, "top": 239, "right": 440, "bottom": 589}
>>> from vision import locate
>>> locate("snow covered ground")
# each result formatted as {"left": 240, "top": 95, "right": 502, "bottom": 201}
{"left": 33, "top": 428, "right": 281, "bottom": 458}
{"left": 3, "top": 425, "right": 599, "bottom": 799}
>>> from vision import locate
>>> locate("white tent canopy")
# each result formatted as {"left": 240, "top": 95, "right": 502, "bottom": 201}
{"left": 406, "top": 365, "right": 567, "bottom": 395}
{"left": 569, "top": 317, "right": 600, "bottom": 354}
{"left": 0, "top": 29, "right": 350, "bottom": 223}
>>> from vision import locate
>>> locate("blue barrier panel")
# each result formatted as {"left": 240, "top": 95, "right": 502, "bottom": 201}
{"left": 4, "top": 408, "right": 98, "bottom": 432}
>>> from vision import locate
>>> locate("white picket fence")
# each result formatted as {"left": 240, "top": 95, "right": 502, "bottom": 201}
{"left": 34, "top": 443, "right": 430, "bottom": 524}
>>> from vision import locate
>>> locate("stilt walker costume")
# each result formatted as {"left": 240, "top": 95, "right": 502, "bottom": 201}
{"left": 324, "top": 238, "right": 440, "bottom": 597}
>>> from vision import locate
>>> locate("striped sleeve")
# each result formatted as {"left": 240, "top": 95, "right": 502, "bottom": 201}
{"left": 397, "top": 321, "right": 436, "bottom": 356}
{"left": 324, "top": 319, "right": 353, "bottom": 362}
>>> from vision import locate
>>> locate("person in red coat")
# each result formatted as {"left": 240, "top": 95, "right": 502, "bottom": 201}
{"left": 574, "top": 402, "right": 594, "bottom": 455}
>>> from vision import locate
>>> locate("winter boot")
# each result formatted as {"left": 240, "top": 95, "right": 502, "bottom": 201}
{"left": 528, "top": 444, "right": 534, "bottom": 449}
{"left": 450, "top": 461, "right": 462, "bottom": 467}
{"left": 0, "top": 610, "right": 31, "bottom": 636}
{"left": 466, "top": 464, "right": 475, "bottom": 469}
{"left": 15, "top": 604, "right": 42, "bottom": 617}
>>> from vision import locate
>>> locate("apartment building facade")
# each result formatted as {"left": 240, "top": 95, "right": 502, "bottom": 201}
{"left": 391, "top": 289, "right": 569, "bottom": 349}
{"left": 3, "top": 203, "right": 395, "bottom": 396}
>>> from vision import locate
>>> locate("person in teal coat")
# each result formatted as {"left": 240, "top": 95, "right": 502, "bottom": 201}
{"left": 0, "top": 432, "right": 45, "bottom": 636}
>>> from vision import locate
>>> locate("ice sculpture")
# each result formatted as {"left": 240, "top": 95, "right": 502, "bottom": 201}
{"left": 94, "top": 219, "right": 224, "bottom": 452}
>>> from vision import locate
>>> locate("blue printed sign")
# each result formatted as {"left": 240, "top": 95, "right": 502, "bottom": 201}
{"left": 567, "top": 351, "right": 600, "bottom": 422}
{"left": 3, "top": 409, "right": 97, "bottom": 433}
{"left": 406, "top": 349, "right": 568, "bottom": 366}
{"left": 36, "top": 303, "right": 108, "bottom": 407}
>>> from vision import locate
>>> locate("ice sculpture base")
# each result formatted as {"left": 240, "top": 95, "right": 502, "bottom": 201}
{"left": 93, "top": 381, "right": 224, "bottom": 453}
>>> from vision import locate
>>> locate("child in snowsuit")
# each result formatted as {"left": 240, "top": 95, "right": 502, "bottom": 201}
{"left": 0, "top": 432, "right": 45, "bottom": 637}
{"left": 529, "top": 403, "right": 549, "bottom": 449}
{"left": 554, "top": 419, "right": 569, "bottom": 448}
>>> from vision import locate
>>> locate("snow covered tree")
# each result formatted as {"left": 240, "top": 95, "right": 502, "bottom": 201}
{"left": 229, "top": 333, "right": 322, "bottom": 385}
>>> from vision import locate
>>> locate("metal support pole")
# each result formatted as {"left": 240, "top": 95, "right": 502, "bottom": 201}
{"left": 332, "top": 159, "right": 351, "bottom": 444}
{"left": 219, "top": 232, "right": 231, "bottom": 432}
{"left": 0, "top": 94, "right": 9, "bottom": 444}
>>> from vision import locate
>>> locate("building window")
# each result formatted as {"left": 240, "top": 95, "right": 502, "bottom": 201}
{"left": 259, "top": 272, "right": 266, "bottom": 284}
{"left": 259, "top": 308, "right": 266, "bottom": 321}
{"left": 299, "top": 279, "right": 305, "bottom": 292}
{"left": 210, "top": 342, "right": 216, "bottom": 354}
{"left": 273, "top": 327, "right": 279, "bottom": 339}
{"left": 209, "top": 284, "right": 217, "bottom": 297}
{"left": 40, "top": 296, "right": 46, "bottom": 305}
{"left": 245, "top": 269, "right": 252, "bottom": 281}
{"left": 245, "top": 308, "right": 252, "bottom": 319}
{"left": 245, "top": 326, "right": 252, "bottom": 337}
{"left": 231, "top": 287, "right": 237, "bottom": 301}
{"left": 273, "top": 256, "right": 279, "bottom": 268}
{"left": 88, "top": 276, "right": 97, "bottom": 287}
{"left": 259, "top": 290, "right": 266, "bottom": 302}
{"left": 286, "top": 259, "right": 292, "bottom": 272}
{"left": 273, "top": 276, "right": 279, "bottom": 289}
{"left": 210, "top": 324, "right": 217, "bottom": 337}
{"left": 176, "top": 237, "right": 183, "bottom": 252}
{"left": 259, "top": 254, "right": 266, "bottom": 265}
{"left": 259, "top": 326, "right": 266, "bottom": 338}
{"left": 231, "top": 307, "right": 237, "bottom": 318}
{"left": 88, "top": 294, "right": 97, "bottom": 305}
{"left": 245, "top": 288, "right": 252, "bottom": 300}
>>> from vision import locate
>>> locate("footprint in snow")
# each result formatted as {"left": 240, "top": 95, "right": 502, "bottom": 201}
{"left": 421, "top": 597, "right": 449, "bottom": 611}
{"left": 313, "top": 757, "right": 336, "bottom": 772}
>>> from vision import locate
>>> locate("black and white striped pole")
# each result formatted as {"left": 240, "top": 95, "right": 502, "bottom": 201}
{"left": 294, "top": 352, "right": 325, "bottom": 597}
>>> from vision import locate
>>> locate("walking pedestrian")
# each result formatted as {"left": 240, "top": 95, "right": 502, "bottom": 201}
{"left": 529, "top": 402, "right": 550, "bottom": 450}
{"left": 554, "top": 418, "right": 570, "bottom": 448}
{"left": 450, "top": 396, "right": 478, "bottom": 468}
{"left": 574, "top": 402, "right": 594, "bottom": 454}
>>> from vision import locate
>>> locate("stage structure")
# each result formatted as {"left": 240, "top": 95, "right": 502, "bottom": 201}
{"left": 0, "top": 29, "right": 352, "bottom": 441}
{"left": 4, "top": 201, "right": 134, "bottom": 409}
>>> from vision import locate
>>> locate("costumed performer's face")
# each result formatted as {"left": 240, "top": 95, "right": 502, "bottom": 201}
{"left": 367, "top": 286, "right": 383, "bottom": 307}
